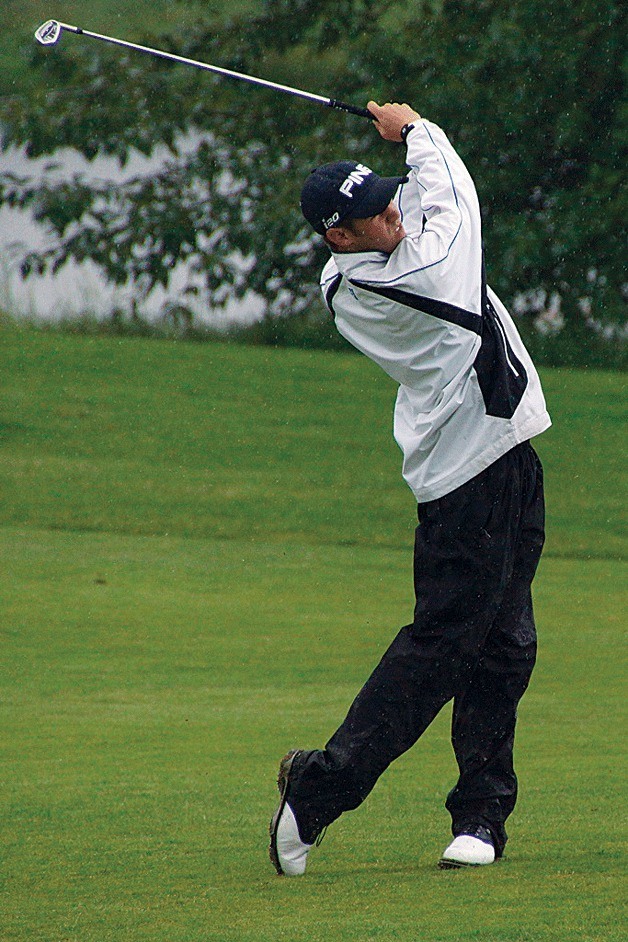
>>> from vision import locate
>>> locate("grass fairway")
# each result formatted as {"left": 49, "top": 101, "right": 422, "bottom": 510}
{"left": 1, "top": 324, "right": 626, "bottom": 941}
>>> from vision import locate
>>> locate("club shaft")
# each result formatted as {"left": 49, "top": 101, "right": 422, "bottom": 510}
{"left": 50, "top": 21, "right": 371, "bottom": 117}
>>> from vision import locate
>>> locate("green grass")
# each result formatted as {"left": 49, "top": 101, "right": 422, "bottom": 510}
{"left": 0, "top": 324, "right": 625, "bottom": 557}
{"left": 0, "top": 323, "right": 626, "bottom": 941}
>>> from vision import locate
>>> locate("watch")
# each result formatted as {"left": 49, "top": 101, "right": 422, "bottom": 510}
{"left": 400, "top": 122, "right": 415, "bottom": 142}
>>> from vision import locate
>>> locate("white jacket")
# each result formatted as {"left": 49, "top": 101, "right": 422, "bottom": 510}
{"left": 320, "top": 119, "right": 551, "bottom": 502}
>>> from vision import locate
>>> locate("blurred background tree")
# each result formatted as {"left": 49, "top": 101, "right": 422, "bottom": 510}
{"left": 1, "top": 0, "right": 625, "bottom": 364}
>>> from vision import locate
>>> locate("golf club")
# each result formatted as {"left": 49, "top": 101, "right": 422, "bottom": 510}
{"left": 34, "top": 19, "right": 373, "bottom": 119}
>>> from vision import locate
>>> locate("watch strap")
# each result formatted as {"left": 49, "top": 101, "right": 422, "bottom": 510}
{"left": 400, "top": 122, "right": 415, "bottom": 142}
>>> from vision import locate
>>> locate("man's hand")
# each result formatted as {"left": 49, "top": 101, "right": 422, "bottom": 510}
{"left": 368, "top": 101, "right": 421, "bottom": 142}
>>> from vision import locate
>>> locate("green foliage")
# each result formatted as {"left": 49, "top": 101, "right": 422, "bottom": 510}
{"left": 1, "top": 0, "right": 626, "bottom": 363}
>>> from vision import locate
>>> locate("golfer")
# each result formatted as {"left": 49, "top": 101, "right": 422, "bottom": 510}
{"left": 270, "top": 101, "right": 551, "bottom": 875}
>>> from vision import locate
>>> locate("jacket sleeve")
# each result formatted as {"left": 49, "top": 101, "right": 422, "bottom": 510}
{"left": 379, "top": 120, "right": 483, "bottom": 308}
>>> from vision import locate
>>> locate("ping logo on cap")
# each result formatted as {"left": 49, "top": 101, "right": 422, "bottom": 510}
{"left": 339, "top": 164, "right": 372, "bottom": 198}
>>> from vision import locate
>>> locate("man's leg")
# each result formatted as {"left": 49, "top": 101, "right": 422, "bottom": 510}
{"left": 287, "top": 619, "right": 487, "bottom": 844}
{"left": 280, "top": 447, "right": 531, "bottom": 847}
{"left": 445, "top": 586, "right": 537, "bottom": 857}
{"left": 445, "top": 445, "right": 545, "bottom": 858}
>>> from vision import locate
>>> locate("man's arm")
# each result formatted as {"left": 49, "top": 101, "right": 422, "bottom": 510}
{"left": 368, "top": 101, "right": 421, "bottom": 142}
{"left": 366, "top": 101, "right": 482, "bottom": 306}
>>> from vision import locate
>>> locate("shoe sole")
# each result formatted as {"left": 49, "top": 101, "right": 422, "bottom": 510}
{"left": 438, "top": 857, "right": 496, "bottom": 870}
{"left": 269, "top": 749, "right": 302, "bottom": 876}
{"left": 438, "top": 857, "right": 471, "bottom": 869}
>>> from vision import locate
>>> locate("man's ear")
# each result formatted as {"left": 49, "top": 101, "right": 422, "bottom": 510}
{"left": 325, "top": 225, "right": 353, "bottom": 251}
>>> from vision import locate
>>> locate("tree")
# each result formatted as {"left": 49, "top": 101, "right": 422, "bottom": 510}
{"left": 1, "top": 0, "right": 625, "bottom": 361}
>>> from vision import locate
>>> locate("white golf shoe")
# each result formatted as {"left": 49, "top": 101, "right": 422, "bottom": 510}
{"left": 269, "top": 750, "right": 314, "bottom": 876}
{"left": 270, "top": 801, "right": 313, "bottom": 876}
{"left": 439, "top": 826, "right": 496, "bottom": 869}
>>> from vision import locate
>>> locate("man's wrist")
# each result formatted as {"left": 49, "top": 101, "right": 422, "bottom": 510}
{"left": 400, "top": 122, "right": 416, "bottom": 143}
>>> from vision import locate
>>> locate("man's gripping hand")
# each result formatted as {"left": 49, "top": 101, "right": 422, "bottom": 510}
{"left": 368, "top": 101, "right": 421, "bottom": 142}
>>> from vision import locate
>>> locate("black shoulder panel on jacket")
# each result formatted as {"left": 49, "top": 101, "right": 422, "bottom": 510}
{"left": 324, "top": 273, "right": 343, "bottom": 316}
{"left": 349, "top": 279, "right": 482, "bottom": 334}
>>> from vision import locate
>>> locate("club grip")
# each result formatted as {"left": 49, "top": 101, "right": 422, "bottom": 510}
{"left": 328, "top": 99, "right": 374, "bottom": 119}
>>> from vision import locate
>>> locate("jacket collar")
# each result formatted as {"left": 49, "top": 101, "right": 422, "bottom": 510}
{"left": 331, "top": 248, "right": 391, "bottom": 280}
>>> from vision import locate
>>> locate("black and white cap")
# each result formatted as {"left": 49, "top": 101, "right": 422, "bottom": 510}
{"left": 300, "top": 160, "right": 408, "bottom": 235}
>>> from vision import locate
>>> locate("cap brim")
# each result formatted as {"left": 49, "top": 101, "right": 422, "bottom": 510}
{"left": 344, "top": 175, "right": 408, "bottom": 221}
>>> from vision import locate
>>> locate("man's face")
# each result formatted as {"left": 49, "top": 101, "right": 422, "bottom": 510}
{"left": 328, "top": 201, "right": 406, "bottom": 254}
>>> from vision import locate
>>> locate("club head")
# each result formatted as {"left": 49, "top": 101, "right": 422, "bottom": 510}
{"left": 35, "top": 20, "right": 62, "bottom": 46}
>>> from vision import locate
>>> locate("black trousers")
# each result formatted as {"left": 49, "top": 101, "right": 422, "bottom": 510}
{"left": 288, "top": 441, "right": 545, "bottom": 857}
